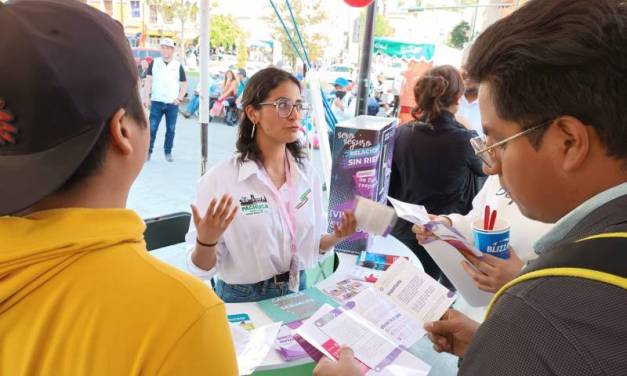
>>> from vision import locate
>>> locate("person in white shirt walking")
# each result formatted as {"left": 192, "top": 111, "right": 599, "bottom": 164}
{"left": 143, "top": 38, "right": 187, "bottom": 162}
{"left": 185, "top": 68, "right": 357, "bottom": 303}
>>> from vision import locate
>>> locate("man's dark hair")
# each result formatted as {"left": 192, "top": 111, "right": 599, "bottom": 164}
{"left": 59, "top": 89, "right": 147, "bottom": 191}
{"left": 236, "top": 67, "right": 305, "bottom": 166}
{"left": 467, "top": 0, "right": 627, "bottom": 161}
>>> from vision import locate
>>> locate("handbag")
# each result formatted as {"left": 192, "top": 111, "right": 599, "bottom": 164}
{"left": 210, "top": 99, "right": 224, "bottom": 117}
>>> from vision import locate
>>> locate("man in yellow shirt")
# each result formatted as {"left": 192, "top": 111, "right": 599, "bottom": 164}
{"left": 0, "top": 0, "right": 237, "bottom": 374}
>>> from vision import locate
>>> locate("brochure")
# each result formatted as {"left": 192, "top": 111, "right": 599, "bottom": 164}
{"left": 295, "top": 304, "right": 430, "bottom": 375}
{"left": 230, "top": 322, "right": 282, "bottom": 375}
{"left": 256, "top": 287, "right": 339, "bottom": 323}
{"left": 319, "top": 277, "right": 371, "bottom": 303}
{"left": 295, "top": 259, "right": 455, "bottom": 375}
{"left": 356, "top": 251, "right": 409, "bottom": 271}
{"left": 387, "top": 196, "right": 494, "bottom": 307}
{"left": 345, "top": 264, "right": 384, "bottom": 282}
{"left": 274, "top": 320, "right": 310, "bottom": 362}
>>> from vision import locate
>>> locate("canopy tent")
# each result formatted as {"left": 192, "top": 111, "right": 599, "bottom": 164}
{"left": 247, "top": 39, "right": 274, "bottom": 49}
{"left": 373, "top": 37, "right": 435, "bottom": 61}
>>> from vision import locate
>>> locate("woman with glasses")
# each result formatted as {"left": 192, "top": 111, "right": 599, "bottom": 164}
{"left": 184, "top": 68, "right": 357, "bottom": 302}
{"left": 388, "top": 65, "right": 486, "bottom": 288}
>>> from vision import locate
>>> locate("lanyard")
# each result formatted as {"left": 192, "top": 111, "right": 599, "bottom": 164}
{"left": 258, "top": 154, "right": 297, "bottom": 256}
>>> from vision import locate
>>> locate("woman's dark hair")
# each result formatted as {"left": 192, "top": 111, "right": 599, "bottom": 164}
{"left": 236, "top": 67, "right": 305, "bottom": 165}
{"left": 411, "top": 65, "right": 464, "bottom": 123}
{"left": 59, "top": 88, "right": 147, "bottom": 192}
{"left": 467, "top": 0, "right": 627, "bottom": 159}
{"left": 223, "top": 70, "right": 236, "bottom": 86}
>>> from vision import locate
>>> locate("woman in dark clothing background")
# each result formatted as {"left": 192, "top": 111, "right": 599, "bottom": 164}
{"left": 389, "top": 65, "right": 485, "bottom": 287}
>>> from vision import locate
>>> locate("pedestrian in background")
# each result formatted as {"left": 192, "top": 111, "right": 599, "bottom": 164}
{"left": 143, "top": 38, "right": 187, "bottom": 162}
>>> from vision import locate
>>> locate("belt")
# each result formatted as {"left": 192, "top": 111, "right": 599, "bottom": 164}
{"left": 271, "top": 271, "right": 291, "bottom": 284}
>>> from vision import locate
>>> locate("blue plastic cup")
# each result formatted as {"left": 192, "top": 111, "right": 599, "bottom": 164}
{"left": 472, "top": 219, "right": 511, "bottom": 259}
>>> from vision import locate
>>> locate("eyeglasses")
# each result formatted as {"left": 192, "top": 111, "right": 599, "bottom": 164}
{"left": 259, "top": 99, "right": 311, "bottom": 119}
{"left": 470, "top": 119, "right": 553, "bottom": 167}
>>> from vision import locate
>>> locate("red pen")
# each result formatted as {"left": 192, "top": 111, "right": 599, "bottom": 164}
{"left": 489, "top": 210, "right": 498, "bottom": 230}
{"left": 484, "top": 205, "right": 490, "bottom": 230}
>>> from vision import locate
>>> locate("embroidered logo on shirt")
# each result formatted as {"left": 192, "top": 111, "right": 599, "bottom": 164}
{"left": 0, "top": 99, "right": 18, "bottom": 145}
{"left": 240, "top": 194, "right": 270, "bottom": 215}
{"left": 295, "top": 188, "right": 312, "bottom": 210}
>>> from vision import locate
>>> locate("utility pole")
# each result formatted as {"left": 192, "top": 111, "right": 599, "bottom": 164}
{"left": 470, "top": 0, "right": 479, "bottom": 41}
{"left": 355, "top": 0, "right": 376, "bottom": 116}
{"left": 199, "top": 0, "right": 210, "bottom": 175}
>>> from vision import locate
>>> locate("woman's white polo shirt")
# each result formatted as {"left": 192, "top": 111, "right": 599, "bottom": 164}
{"left": 185, "top": 154, "right": 327, "bottom": 284}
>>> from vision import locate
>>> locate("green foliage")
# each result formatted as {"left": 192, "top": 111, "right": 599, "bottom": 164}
{"left": 359, "top": 10, "right": 395, "bottom": 38}
{"left": 146, "top": 0, "right": 198, "bottom": 62}
{"left": 448, "top": 20, "right": 470, "bottom": 49}
{"left": 236, "top": 34, "right": 248, "bottom": 68}
{"left": 211, "top": 14, "right": 242, "bottom": 50}
{"left": 265, "top": 0, "right": 328, "bottom": 68}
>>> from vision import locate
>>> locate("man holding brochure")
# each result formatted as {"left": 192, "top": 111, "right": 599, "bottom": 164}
{"left": 314, "top": 0, "right": 627, "bottom": 375}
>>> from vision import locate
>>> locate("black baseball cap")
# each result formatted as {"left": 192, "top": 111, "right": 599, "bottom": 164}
{"left": 0, "top": 0, "right": 138, "bottom": 215}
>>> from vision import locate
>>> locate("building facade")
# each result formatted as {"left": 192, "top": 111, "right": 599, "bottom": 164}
{"left": 85, "top": 0, "right": 196, "bottom": 48}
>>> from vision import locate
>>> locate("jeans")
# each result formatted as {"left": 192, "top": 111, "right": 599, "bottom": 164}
{"left": 215, "top": 270, "right": 307, "bottom": 303}
{"left": 186, "top": 95, "right": 200, "bottom": 115}
{"left": 223, "top": 96, "right": 238, "bottom": 125}
{"left": 149, "top": 101, "right": 178, "bottom": 155}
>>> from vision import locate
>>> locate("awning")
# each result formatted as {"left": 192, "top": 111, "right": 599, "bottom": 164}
{"left": 247, "top": 39, "right": 274, "bottom": 49}
{"left": 373, "top": 37, "right": 435, "bottom": 61}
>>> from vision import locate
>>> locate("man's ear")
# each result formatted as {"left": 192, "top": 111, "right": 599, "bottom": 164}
{"left": 107, "top": 108, "right": 133, "bottom": 155}
{"left": 552, "top": 116, "right": 591, "bottom": 172}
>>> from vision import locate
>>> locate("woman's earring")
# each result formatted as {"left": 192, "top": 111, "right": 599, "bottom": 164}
{"left": 251, "top": 122, "right": 256, "bottom": 139}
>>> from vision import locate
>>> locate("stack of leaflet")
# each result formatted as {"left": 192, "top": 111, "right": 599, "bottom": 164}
{"left": 256, "top": 287, "right": 340, "bottom": 363}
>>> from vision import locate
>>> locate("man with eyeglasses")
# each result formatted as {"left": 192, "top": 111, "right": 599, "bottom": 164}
{"left": 314, "top": 0, "right": 627, "bottom": 375}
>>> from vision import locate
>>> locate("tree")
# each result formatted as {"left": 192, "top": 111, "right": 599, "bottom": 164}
{"left": 448, "top": 20, "right": 470, "bottom": 49}
{"left": 359, "top": 9, "right": 395, "bottom": 38}
{"left": 236, "top": 34, "right": 248, "bottom": 68}
{"left": 265, "top": 0, "right": 328, "bottom": 68}
{"left": 146, "top": 0, "right": 198, "bottom": 63}
{"left": 210, "top": 14, "right": 242, "bottom": 51}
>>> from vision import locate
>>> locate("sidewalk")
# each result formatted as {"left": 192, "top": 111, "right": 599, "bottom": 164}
{"left": 128, "top": 115, "right": 238, "bottom": 219}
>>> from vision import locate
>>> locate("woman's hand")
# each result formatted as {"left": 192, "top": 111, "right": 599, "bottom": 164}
{"left": 333, "top": 211, "right": 357, "bottom": 239}
{"left": 412, "top": 214, "right": 452, "bottom": 243}
{"left": 320, "top": 211, "right": 357, "bottom": 252}
{"left": 190, "top": 194, "right": 238, "bottom": 245}
{"left": 461, "top": 248, "right": 524, "bottom": 292}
